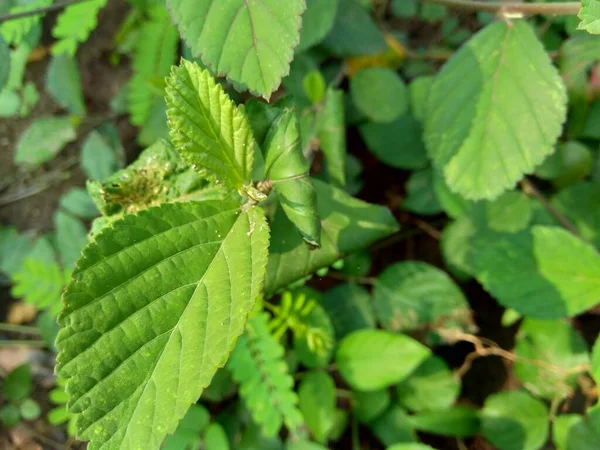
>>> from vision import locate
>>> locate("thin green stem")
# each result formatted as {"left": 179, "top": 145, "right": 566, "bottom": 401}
{"left": 0, "top": 323, "right": 40, "bottom": 335}
{"left": 0, "top": 0, "right": 95, "bottom": 23}
{"left": 420, "top": 0, "right": 580, "bottom": 16}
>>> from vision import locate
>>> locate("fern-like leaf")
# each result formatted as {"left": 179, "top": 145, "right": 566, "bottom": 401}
{"left": 51, "top": 0, "right": 108, "bottom": 56}
{"left": 128, "top": 7, "right": 178, "bottom": 125}
{"left": 0, "top": 0, "right": 51, "bottom": 45}
{"left": 11, "top": 258, "right": 70, "bottom": 315}
{"left": 165, "top": 60, "right": 255, "bottom": 190}
{"left": 227, "top": 312, "right": 304, "bottom": 437}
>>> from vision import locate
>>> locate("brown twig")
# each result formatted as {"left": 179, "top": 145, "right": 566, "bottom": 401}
{"left": 520, "top": 178, "right": 582, "bottom": 238}
{"left": 439, "top": 329, "right": 590, "bottom": 379}
{"left": 420, "top": 0, "right": 580, "bottom": 16}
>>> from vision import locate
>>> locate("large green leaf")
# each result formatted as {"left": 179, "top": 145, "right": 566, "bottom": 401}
{"left": 579, "top": 0, "right": 600, "bottom": 34}
{"left": 56, "top": 201, "right": 270, "bottom": 450}
{"left": 298, "top": 0, "right": 339, "bottom": 51}
{"left": 473, "top": 226, "right": 600, "bottom": 318}
{"left": 320, "top": 284, "right": 376, "bottom": 339}
{"left": 425, "top": 21, "right": 567, "bottom": 200}
{"left": 318, "top": 88, "right": 347, "bottom": 187}
{"left": 298, "top": 371, "right": 336, "bottom": 443}
{"left": 166, "top": 60, "right": 255, "bottom": 190}
{"left": 264, "top": 180, "right": 398, "bottom": 294}
{"left": 166, "top": 0, "right": 305, "bottom": 98}
{"left": 336, "top": 329, "right": 430, "bottom": 391}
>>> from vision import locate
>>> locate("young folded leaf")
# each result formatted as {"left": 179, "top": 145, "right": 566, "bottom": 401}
{"left": 55, "top": 200, "right": 270, "bottom": 450}
{"left": 264, "top": 109, "right": 321, "bottom": 248}
{"left": 166, "top": 60, "right": 255, "bottom": 191}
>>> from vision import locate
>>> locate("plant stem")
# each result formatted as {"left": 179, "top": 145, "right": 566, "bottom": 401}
{"left": 420, "top": 0, "right": 580, "bottom": 16}
{"left": 0, "top": 323, "right": 40, "bottom": 335}
{"left": 0, "top": 0, "right": 95, "bottom": 23}
{"left": 0, "top": 339, "right": 46, "bottom": 347}
{"left": 520, "top": 178, "right": 582, "bottom": 238}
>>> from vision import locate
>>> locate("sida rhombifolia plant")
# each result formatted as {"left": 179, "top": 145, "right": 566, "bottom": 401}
{"left": 42, "top": 0, "right": 600, "bottom": 449}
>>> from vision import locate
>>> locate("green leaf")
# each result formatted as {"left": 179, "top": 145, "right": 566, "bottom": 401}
{"left": 322, "top": 0, "right": 386, "bottom": 56}
{"left": 298, "top": 0, "right": 339, "bottom": 51}
{"left": 298, "top": 371, "right": 337, "bottom": 443}
{"left": 409, "top": 406, "right": 479, "bottom": 437}
{"left": 14, "top": 117, "right": 76, "bottom": 167}
{"left": 204, "top": 423, "right": 230, "bottom": 450}
{"left": 482, "top": 391, "right": 549, "bottom": 450}
{"left": 515, "top": 319, "right": 589, "bottom": 401}
{"left": 318, "top": 89, "right": 347, "bottom": 187}
{"left": 579, "top": 0, "right": 600, "bottom": 34}
{"left": 0, "top": 0, "right": 51, "bottom": 45}
{"left": 351, "top": 68, "right": 409, "bottom": 123}
{"left": 387, "top": 445, "right": 435, "bottom": 450}
{"left": 553, "top": 414, "right": 600, "bottom": 450}
{"left": 359, "top": 115, "right": 428, "bottom": 170}
{"left": 373, "top": 261, "right": 471, "bottom": 336}
{"left": 265, "top": 180, "right": 399, "bottom": 294}
{"left": 55, "top": 211, "right": 88, "bottom": 270}
{"left": 81, "top": 131, "right": 120, "bottom": 181}
{"left": 264, "top": 108, "right": 321, "bottom": 247}
{"left": 425, "top": 21, "right": 567, "bottom": 200}
{"left": 166, "top": 0, "right": 305, "bottom": 98}
{"left": 402, "top": 168, "right": 443, "bottom": 216}
{"left": 396, "top": 356, "right": 460, "bottom": 413}
{"left": 0, "top": 404, "right": 21, "bottom": 427}
{"left": 228, "top": 312, "right": 304, "bottom": 437}
{"left": 303, "top": 71, "right": 326, "bottom": 105}
{"left": 56, "top": 201, "right": 270, "bottom": 450}
{"left": 0, "top": 226, "right": 34, "bottom": 277}
{"left": 409, "top": 76, "right": 434, "bottom": 123}
{"left": 391, "top": 0, "right": 418, "bottom": 18}
{"left": 473, "top": 226, "right": 600, "bottom": 318}
{"left": 0, "top": 35, "right": 10, "bottom": 91}
{"left": 163, "top": 404, "right": 210, "bottom": 450}
{"left": 11, "top": 257, "right": 68, "bottom": 315}
{"left": 166, "top": 60, "right": 255, "bottom": 189}
{"left": 46, "top": 55, "right": 86, "bottom": 116}
{"left": 3, "top": 364, "right": 32, "bottom": 401}
{"left": 128, "top": 7, "right": 178, "bottom": 126}
{"left": 370, "top": 405, "right": 417, "bottom": 446}
{"left": 288, "top": 442, "right": 328, "bottom": 450}
{"left": 352, "top": 389, "right": 390, "bottom": 423}
{"left": 20, "top": 399, "right": 41, "bottom": 420}
{"left": 60, "top": 188, "right": 100, "bottom": 220}
{"left": 553, "top": 182, "right": 600, "bottom": 247}
{"left": 321, "top": 284, "right": 376, "bottom": 339}
{"left": 51, "top": 0, "right": 107, "bottom": 56}
{"left": 336, "top": 329, "right": 430, "bottom": 391}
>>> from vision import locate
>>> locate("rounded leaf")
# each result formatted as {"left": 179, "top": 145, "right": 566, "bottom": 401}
{"left": 351, "top": 68, "right": 408, "bottom": 123}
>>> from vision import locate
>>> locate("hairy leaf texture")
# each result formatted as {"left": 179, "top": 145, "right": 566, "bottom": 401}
{"left": 51, "top": 0, "right": 108, "bottom": 56}
{"left": 166, "top": 0, "right": 306, "bottom": 98}
{"left": 56, "top": 201, "right": 270, "bottom": 450}
{"left": 166, "top": 60, "right": 255, "bottom": 190}
{"left": 128, "top": 7, "right": 178, "bottom": 126}
{"left": 228, "top": 312, "right": 304, "bottom": 436}
{"left": 264, "top": 108, "right": 321, "bottom": 247}
{"left": 425, "top": 21, "right": 567, "bottom": 200}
